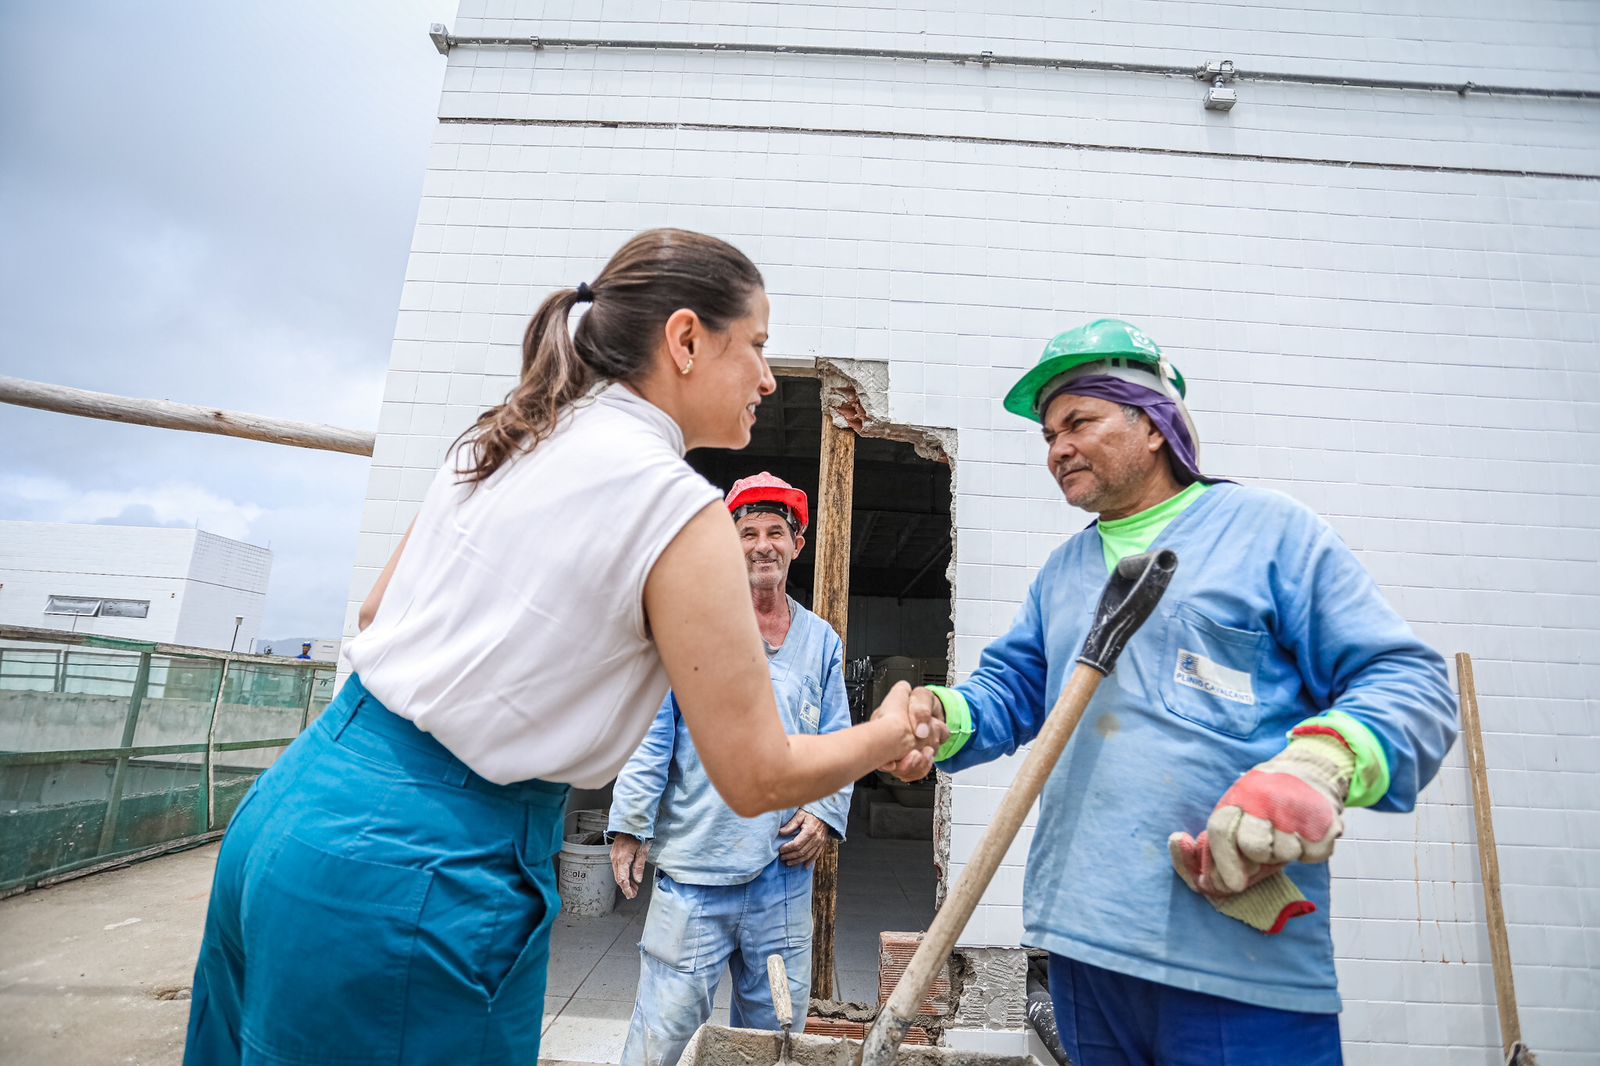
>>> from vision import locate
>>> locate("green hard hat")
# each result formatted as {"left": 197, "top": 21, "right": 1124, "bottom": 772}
{"left": 1003, "top": 318, "right": 1187, "bottom": 423}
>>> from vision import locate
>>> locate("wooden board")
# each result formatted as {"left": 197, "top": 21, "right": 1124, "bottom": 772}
{"left": 0, "top": 374, "right": 374, "bottom": 456}
{"left": 809, "top": 412, "right": 855, "bottom": 1001}
{"left": 1456, "top": 652, "right": 1522, "bottom": 1056}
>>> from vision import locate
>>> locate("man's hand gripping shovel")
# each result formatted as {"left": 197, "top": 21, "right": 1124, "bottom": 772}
{"left": 860, "top": 550, "right": 1178, "bottom": 1066}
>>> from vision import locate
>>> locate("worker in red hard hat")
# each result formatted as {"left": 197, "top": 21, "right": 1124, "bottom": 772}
{"left": 725, "top": 469, "right": 810, "bottom": 538}
{"left": 610, "top": 471, "right": 851, "bottom": 1066}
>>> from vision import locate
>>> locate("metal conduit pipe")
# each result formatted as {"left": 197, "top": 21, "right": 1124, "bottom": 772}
{"left": 430, "top": 29, "right": 1600, "bottom": 102}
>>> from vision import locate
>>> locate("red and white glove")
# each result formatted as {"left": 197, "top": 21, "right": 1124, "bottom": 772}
{"left": 1168, "top": 730, "right": 1355, "bottom": 933}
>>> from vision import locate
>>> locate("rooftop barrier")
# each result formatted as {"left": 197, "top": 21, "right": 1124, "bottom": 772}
{"left": 0, "top": 625, "right": 335, "bottom": 895}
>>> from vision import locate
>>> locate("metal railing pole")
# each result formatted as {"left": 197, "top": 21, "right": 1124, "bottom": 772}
{"left": 203, "top": 659, "right": 231, "bottom": 832}
{"left": 299, "top": 670, "right": 318, "bottom": 733}
{"left": 96, "top": 649, "right": 153, "bottom": 855}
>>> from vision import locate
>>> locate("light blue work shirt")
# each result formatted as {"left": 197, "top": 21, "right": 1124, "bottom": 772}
{"left": 941, "top": 484, "right": 1457, "bottom": 1013}
{"left": 609, "top": 597, "right": 853, "bottom": 886}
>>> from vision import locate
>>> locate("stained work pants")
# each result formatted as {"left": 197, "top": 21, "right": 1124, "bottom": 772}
{"left": 621, "top": 858, "right": 814, "bottom": 1066}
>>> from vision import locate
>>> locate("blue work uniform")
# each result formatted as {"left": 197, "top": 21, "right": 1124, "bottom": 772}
{"left": 938, "top": 485, "right": 1457, "bottom": 1059}
{"left": 610, "top": 597, "right": 851, "bottom": 1066}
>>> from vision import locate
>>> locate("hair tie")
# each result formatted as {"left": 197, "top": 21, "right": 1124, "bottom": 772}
{"left": 574, "top": 282, "right": 594, "bottom": 303}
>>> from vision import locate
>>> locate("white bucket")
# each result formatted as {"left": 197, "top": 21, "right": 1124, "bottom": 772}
{"left": 558, "top": 810, "right": 616, "bottom": 918}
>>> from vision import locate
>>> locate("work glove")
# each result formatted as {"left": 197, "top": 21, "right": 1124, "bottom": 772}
{"left": 1168, "top": 729, "right": 1355, "bottom": 934}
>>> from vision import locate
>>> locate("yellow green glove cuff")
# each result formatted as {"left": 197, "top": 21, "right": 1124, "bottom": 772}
{"left": 1290, "top": 709, "right": 1390, "bottom": 808}
{"left": 1206, "top": 870, "right": 1316, "bottom": 934}
{"left": 926, "top": 685, "right": 973, "bottom": 762}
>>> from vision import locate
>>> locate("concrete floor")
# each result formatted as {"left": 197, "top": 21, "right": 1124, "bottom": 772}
{"left": 542, "top": 822, "right": 936, "bottom": 1063}
{"left": 0, "top": 843, "right": 215, "bottom": 1066}
{"left": 0, "top": 826, "right": 935, "bottom": 1066}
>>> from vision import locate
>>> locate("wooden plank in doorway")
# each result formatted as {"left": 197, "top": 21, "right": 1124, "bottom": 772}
{"left": 809, "top": 411, "right": 855, "bottom": 1002}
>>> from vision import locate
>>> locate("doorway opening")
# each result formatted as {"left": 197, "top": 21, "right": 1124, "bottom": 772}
{"left": 689, "top": 373, "right": 954, "bottom": 1005}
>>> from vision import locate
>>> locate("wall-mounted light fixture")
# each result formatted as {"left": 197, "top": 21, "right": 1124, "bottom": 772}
{"left": 1197, "top": 59, "right": 1238, "bottom": 111}
{"left": 430, "top": 23, "right": 451, "bottom": 55}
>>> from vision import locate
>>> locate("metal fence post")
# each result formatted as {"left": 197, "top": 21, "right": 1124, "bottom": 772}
{"left": 299, "top": 668, "right": 318, "bottom": 733}
{"left": 96, "top": 649, "right": 153, "bottom": 856}
{"left": 203, "top": 658, "right": 231, "bottom": 832}
{"left": 55, "top": 649, "right": 68, "bottom": 693}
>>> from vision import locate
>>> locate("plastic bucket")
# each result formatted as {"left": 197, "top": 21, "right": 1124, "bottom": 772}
{"left": 558, "top": 810, "right": 616, "bottom": 918}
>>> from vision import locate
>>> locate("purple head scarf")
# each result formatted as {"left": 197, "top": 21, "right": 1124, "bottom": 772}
{"left": 1039, "top": 374, "right": 1207, "bottom": 484}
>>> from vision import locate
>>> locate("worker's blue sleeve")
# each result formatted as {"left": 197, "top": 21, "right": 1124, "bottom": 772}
{"left": 1276, "top": 512, "right": 1458, "bottom": 811}
{"left": 938, "top": 573, "right": 1052, "bottom": 773}
{"left": 607, "top": 693, "right": 678, "bottom": 840}
{"left": 800, "top": 631, "right": 854, "bottom": 839}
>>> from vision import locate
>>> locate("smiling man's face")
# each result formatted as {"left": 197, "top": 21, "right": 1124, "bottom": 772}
{"left": 736, "top": 511, "right": 803, "bottom": 593}
{"left": 1041, "top": 393, "right": 1168, "bottom": 519}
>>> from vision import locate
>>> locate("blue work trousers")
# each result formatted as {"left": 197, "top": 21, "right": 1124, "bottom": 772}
{"left": 1047, "top": 954, "right": 1343, "bottom": 1066}
{"left": 185, "top": 676, "right": 569, "bottom": 1065}
{"left": 622, "top": 858, "right": 814, "bottom": 1066}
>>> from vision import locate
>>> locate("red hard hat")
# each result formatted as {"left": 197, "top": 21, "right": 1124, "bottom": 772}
{"left": 725, "top": 472, "right": 809, "bottom": 534}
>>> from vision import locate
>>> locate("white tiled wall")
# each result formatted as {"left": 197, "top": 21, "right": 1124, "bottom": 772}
{"left": 357, "top": 3, "right": 1600, "bottom": 1060}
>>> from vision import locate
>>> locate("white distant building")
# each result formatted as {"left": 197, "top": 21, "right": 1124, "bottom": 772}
{"left": 0, "top": 521, "right": 271, "bottom": 651}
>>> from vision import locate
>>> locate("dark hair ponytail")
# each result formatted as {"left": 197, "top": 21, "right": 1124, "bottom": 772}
{"left": 457, "top": 228, "right": 764, "bottom": 484}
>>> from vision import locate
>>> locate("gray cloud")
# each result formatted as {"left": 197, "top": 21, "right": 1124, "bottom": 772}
{"left": 1, "top": 1, "right": 457, "bottom": 638}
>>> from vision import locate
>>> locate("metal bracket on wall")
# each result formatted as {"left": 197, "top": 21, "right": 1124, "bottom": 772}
{"left": 1198, "top": 59, "right": 1238, "bottom": 111}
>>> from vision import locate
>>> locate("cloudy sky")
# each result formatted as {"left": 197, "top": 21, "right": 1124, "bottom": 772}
{"left": 2, "top": 2, "right": 456, "bottom": 639}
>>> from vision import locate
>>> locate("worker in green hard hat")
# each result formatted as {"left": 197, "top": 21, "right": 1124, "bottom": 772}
{"left": 1002, "top": 318, "right": 1204, "bottom": 486}
{"left": 892, "top": 318, "right": 1458, "bottom": 1064}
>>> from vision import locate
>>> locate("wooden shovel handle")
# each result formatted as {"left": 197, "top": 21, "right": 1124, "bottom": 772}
{"left": 859, "top": 549, "right": 1176, "bottom": 1066}
{"left": 860, "top": 663, "right": 1105, "bottom": 1065}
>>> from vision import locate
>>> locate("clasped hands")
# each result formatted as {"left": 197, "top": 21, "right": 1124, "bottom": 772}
{"left": 874, "top": 683, "right": 947, "bottom": 783}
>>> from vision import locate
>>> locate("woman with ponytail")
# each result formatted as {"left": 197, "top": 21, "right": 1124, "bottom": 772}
{"left": 184, "top": 229, "right": 947, "bottom": 1065}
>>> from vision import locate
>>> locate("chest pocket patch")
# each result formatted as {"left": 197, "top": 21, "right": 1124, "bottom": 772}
{"left": 799, "top": 697, "right": 822, "bottom": 733}
{"left": 1175, "top": 648, "right": 1255, "bottom": 706}
{"left": 1161, "top": 604, "right": 1266, "bottom": 739}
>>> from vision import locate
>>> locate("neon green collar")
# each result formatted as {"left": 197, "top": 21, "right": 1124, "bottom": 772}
{"left": 1097, "top": 481, "right": 1209, "bottom": 571}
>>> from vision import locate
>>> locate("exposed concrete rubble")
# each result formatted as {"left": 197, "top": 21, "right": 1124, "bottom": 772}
{"left": 949, "top": 947, "right": 1029, "bottom": 1031}
{"left": 817, "top": 359, "right": 955, "bottom": 465}
{"left": 932, "top": 770, "right": 954, "bottom": 912}
{"left": 680, "top": 1024, "right": 1030, "bottom": 1066}
{"left": 806, "top": 998, "right": 880, "bottom": 1022}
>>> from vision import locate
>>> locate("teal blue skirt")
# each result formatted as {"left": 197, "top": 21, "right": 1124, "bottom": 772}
{"left": 185, "top": 675, "right": 569, "bottom": 1065}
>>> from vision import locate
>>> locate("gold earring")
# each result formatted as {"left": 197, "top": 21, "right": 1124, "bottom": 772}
{"left": 680, "top": 359, "right": 693, "bottom": 376}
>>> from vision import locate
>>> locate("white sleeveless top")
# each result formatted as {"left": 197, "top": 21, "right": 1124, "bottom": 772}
{"left": 346, "top": 384, "right": 721, "bottom": 787}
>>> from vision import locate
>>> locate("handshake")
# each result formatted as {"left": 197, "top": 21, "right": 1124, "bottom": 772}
{"left": 870, "top": 683, "right": 949, "bottom": 783}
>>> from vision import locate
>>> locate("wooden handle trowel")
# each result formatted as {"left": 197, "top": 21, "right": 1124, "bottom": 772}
{"left": 768, "top": 954, "right": 794, "bottom": 1065}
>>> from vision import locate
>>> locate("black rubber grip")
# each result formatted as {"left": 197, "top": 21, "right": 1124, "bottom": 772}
{"left": 1076, "top": 549, "right": 1178, "bottom": 674}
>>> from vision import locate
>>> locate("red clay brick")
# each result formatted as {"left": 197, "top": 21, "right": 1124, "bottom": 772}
{"left": 803, "top": 1018, "right": 934, "bottom": 1045}
{"left": 878, "top": 931, "right": 953, "bottom": 1017}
